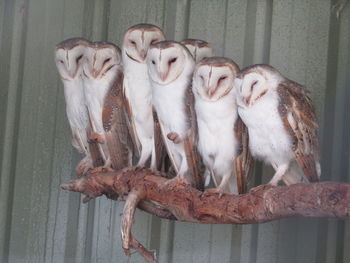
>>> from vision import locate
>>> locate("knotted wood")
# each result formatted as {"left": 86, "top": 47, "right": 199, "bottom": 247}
{"left": 61, "top": 168, "right": 350, "bottom": 262}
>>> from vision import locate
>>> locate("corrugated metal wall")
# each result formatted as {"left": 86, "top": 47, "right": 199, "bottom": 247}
{"left": 1, "top": 0, "right": 349, "bottom": 262}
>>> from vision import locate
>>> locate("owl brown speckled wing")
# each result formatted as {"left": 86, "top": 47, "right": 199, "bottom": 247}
{"left": 152, "top": 107, "right": 167, "bottom": 171}
{"left": 183, "top": 87, "right": 204, "bottom": 190}
{"left": 102, "top": 69, "right": 133, "bottom": 170}
{"left": 277, "top": 80, "right": 320, "bottom": 182}
{"left": 234, "top": 116, "right": 254, "bottom": 194}
{"left": 86, "top": 125, "right": 105, "bottom": 168}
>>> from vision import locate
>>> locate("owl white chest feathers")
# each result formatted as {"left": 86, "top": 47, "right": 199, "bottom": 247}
{"left": 83, "top": 76, "right": 112, "bottom": 134}
{"left": 62, "top": 78, "right": 89, "bottom": 152}
{"left": 195, "top": 91, "right": 238, "bottom": 175}
{"left": 151, "top": 77, "right": 190, "bottom": 136}
{"left": 237, "top": 90, "right": 294, "bottom": 166}
{"left": 151, "top": 72, "right": 192, "bottom": 173}
{"left": 122, "top": 52, "right": 154, "bottom": 136}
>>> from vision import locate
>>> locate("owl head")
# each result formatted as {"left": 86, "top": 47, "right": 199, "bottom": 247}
{"left": 147, "top": 41, "right": 194, "bottom": 85}
{"left": 82, "top": 41, "right": 122, "bottom": 80}
{"left": 235, "top": 64, "right": 284, "bottom": 107}
{"left": 181, "top": 39, "right": 214, "bottom": 63}
{"left": 123, "top": 23, "right": 165, "bottom": 63}
{"left": 193, "top": 57, "right": 239, "bottom": 102}
{"left": 55, "top": 38, "right": 90, "bottom": 80}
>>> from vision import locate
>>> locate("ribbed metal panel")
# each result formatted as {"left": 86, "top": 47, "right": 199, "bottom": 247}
{"left": 0, "top": 0, "right": 349, "bottom": 262}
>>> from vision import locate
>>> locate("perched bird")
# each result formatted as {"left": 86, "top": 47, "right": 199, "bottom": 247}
{"left": 82, "top": 41, "right": 133, "bottom": 170}
{"left": 192, "top": 57, "right": 252, "bottom": 194}
{"left": 55, "top": 38, "right": 93, "bottom": 174}
{"left": 181, "top": 39, "right": 214, "bottom": 63}
{"left": 147, "top": 41, "right": 202, "bottom": 188}
{"left": 122, "top": 24, "right": 166, "bottom": 168}
{"left": 235, "top": 64, "right": 320, "bottom": 185}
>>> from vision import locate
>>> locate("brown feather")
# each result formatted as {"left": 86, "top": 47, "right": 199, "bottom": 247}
{"left": 152, "top": 108, "right": 167, "bottom": 171}
{"left": 277, "top": 80, "right": 320, "bottom": 182}
{"left": 102, "top": 69, "right": 133, "bottom": 170}
{"left": 183, "top": 87, "right": 204, "bottom": 190}
{"left": 234, "top": 116, "right": 254, "bottom": 194}
{"left": 86, "top": 123, "right": 104, "bottom": 168}
{"left": 123, "top": 83, "right": 141, "bottom": 158}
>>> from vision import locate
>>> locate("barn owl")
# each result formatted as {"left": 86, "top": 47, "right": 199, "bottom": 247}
{"left": 192, "top": 57, "right": 253, "bottom": 194}
{"left": 147, "top": 41, "right": 202, "bottom": 188}
{"left": 122, "top": 23, "right": 166, "bottom": 169}
{"left": 235, "top": 64, "right": 320, "bottom": 185}
{"left": 55, "top": 38, "right": 93, "bottom": 174}
{"left": 82, "top": 41, "right": 133, "bottom": 170}
{"left": 181, "top": 39, "right": 214, "bottom": 63}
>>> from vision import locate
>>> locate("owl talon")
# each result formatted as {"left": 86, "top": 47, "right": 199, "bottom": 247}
{"left": 167, "top": 132, "right": 181, "bottom": 144}
{"left": 89, "top": 166, "right": 106, "bottom": 174}
{"left": 89, "top": 133, "right": 104, "bottom": 144}
{"left": 76, "top": 156, "right": 93, "bottom": 176}
{"left": 203, "top": 188, "right": 227, "bottom": 198}
{"left": 249, "top": 184, "right": 275, "bottom": 193}
{"left": 160, "top": 177, "right": 190, "bottom": 190}
{"left": 103, "top": 158, "right": 112, "bottom": 169}
{"left": 103, "top": 167, "right": 114, "bottom": 173}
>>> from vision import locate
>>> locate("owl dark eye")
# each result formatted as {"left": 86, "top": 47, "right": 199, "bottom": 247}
{"left": 130, "top": 40, "right": 136, "bottom": 45}
{"left": 103, "top": 57, "right": 111, "bottom": 66}
{"left": 59, "top": 60, "right": 64, "bottom": 64}
{"left": 150, "top": 39, "right": 159, "bottom": 45}
{"left": 251, "top": 80, "right": 258, "bottom": 91}
{"left": 76, "top": 54, "right": 83, "bottom": 62}
{"left": 219, "top": 76, "right": 227, "bottom": 82}
{"left": 152, "top": 60, "right": 156, "bottom": 65}
{"left": 169, "top": 57, "right": 177, "bottom": 64}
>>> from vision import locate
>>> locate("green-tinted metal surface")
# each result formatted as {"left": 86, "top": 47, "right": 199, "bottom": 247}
{"left": 0, "top": 0, "right": 349, "bottom": 262}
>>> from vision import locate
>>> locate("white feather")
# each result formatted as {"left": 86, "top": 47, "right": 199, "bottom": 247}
{"left": 83, "top": 77, "right": 110, "bottom": 134}
{"left": 150, "top": 50, "right": 194, "bottom": 174}
{"left": 237, "top": 90, "right": 294, "bottom": 166}
{"left": 195, "top": 89, "right": 239, "bottom": 191}
{"left": 151, "top": 74, "right": 191, "bottom": 171}
{"left": 122, "top": 50, "right": 155, "bottom": 165}
{"left": 62, "top": 78, "right": 89, "bottom": 154}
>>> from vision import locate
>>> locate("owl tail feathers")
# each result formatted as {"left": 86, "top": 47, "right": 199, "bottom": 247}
{"left": 282, "top": 161, "right": 309, "bottom": 185}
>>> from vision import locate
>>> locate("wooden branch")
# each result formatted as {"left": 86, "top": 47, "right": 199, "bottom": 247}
{"left": 60, "top": 167, "right": 350, "bottom": 262}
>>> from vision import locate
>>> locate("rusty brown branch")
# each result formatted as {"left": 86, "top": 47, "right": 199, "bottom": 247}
{"left": 60, "top": 167, "right": 350, "bottom": 262}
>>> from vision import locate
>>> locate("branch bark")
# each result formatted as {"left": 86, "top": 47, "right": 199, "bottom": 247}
{"left": 60, "top": 168, "right": 350, "bottom": 262}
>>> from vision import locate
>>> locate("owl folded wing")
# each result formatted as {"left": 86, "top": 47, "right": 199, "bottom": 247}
{"left": 152, "top": 108, "right": 168, "bottom": 171}
{"left": 277, "top": 80, "right": 320, "bottom": 182}
{"left": 102, "top": 69, "right": 134, "bottom": 169}
{"left": 183, "top": 87, "right": 203, "bottom": 189}
{"left": 122, "top": 78, "right": 141, "bottom": 158}
{"left": 234, "top": 116, "right": 254, "bottom": 194}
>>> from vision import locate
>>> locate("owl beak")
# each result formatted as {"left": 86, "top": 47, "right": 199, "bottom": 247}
{"left": 244, "top": 95, "right": 251, "bottom": 106}
{"left": 139, "top": 49, "right": 147, "bottom": 61}
{"left": 91, "top": 67, "right": 101, "bottom": 78}
{"left": 159, "top": 71, "right": 168, "bottom": 82}
{"left": 207, "top": 85, "right": 217, "bottom": 98}
{"left": 68, "top": 68, "right": 78, "bottom": 79}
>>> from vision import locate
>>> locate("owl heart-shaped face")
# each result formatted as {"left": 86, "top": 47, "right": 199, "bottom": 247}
{"left": 193, "top": 57, "right": 239, "bottom": 102}
{"left": 123, "top": 24, "right": 165, "bottom": 63}
{"left": 82, "top": 43, "right": 121, "bottom": 80}
{"left": 237, "top": 72, "right": 267, "bottom": 107}
{"left": 147, "top": 42, "right": 190, "bottom": 85}
{"left": 55, "top": 39, "right": 89, "bottom": 80}
{"left": 181, "top": 39, "right": 214, "bottom": 63}
{"left": 236, "top": 66, "right": 285, "bottom": 108}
